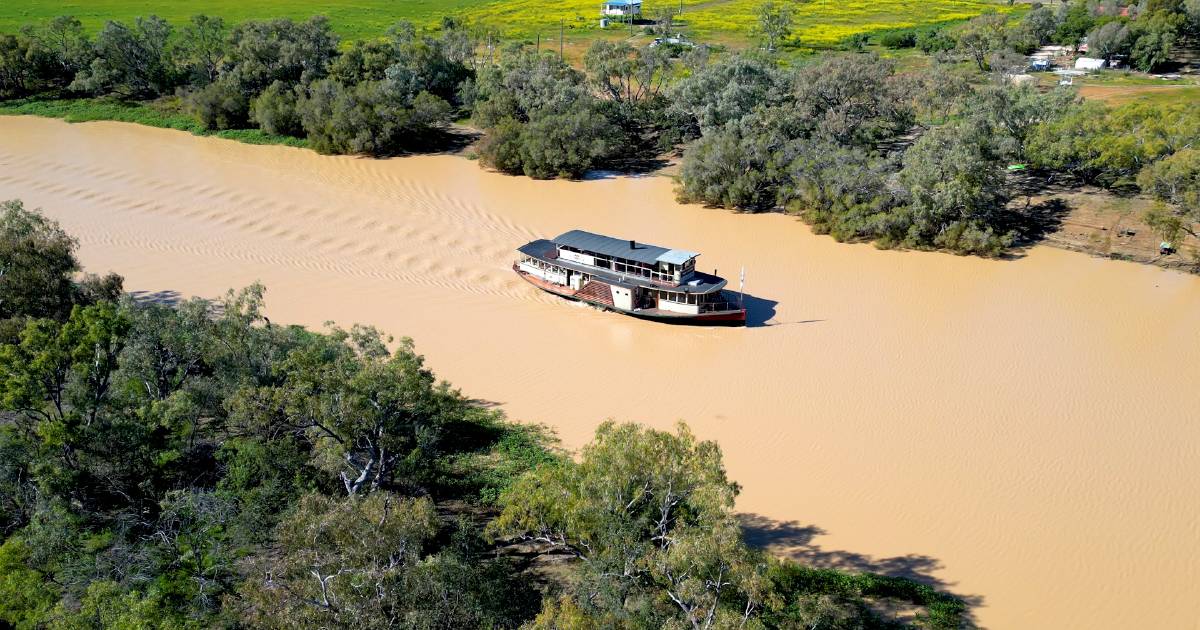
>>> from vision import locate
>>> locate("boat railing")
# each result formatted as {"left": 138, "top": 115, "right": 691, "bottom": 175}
{"left": 700, "top": 300, "right": 744, "bottom": 313}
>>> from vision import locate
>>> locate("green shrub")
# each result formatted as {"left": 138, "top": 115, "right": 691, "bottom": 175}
{"left": 878, "top": 30, "right": 918, "bottom": 48}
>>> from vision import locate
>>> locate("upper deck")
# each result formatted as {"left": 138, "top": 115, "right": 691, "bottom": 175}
{"left": 517, "top": 231, "right": 727, "bottom": 294}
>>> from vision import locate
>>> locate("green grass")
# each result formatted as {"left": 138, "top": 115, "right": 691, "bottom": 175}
{"left": 0, "top": 97, "right": 308, "bottom": 147}
{"left": 0, "top": 0, "right": 1016, "bottom": 46}
{"left": 0, "top": 0, "right": 489, "bottom": 41}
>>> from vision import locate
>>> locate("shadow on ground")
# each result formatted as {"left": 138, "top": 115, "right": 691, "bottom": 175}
{"left": 739, "top": 513, "right": 985, "bottom": 620}
{"left": 999, "top": 197, "right": 1072, "bottom": 257}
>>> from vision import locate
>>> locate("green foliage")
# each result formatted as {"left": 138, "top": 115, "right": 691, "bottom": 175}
{"left": 517, "top": 108, "right": 623, "bottom": 178}
{"left": 70, "top": 16, "right": 179, "bottom": 98}
{"left": 473, "top": 48, "right": 625, "bottom": 179}
{"left": 1128, "top": 10, "right": 1183, "bottom": 71}
{"left": 0, "top": 536, "right": 58, "bottom": 629}
{"left": 895, "top": 118, "right": 1013, "bottom": 255}
{"left": 185, "top": 16, "right": 340, "bottom": 130}
{"left": 668, "top": 52, "right": 790, "bottom": 137}
{"left": 492, "top": 421, "right": 772, "bottom": 628}
{"left": 755, "top": 1, "right": 796, "bottom": 52}
{"left": 1054, "top": 0, "right": 1096, "bottom": 45}
{"left": 953, "top": 12, "right": 1010, "bottom": 71}
{"left": 250, "top": 80, "right": 302, "bottom": 137}
{"left": 764, "top": 563, "right": 968, "bottom": 629}
{"left": 917, "top": 26, "right": 958, "bottom": 53}
{"left": 1088, "top": 21, "right": 1132, "bottom": 61}
{"left": 228, "top": 328, "right": 470, "bottom": 495}
{"left": 1138, "top": 148, "right": 1200, "bottom": 241}
{"left": 298, "top": 79, "right": 453, "bottom": 156}
{"left": 174, "top": 14, "right": 226, "bottom": 86}
{"left": 677, "top": 53, "right": 913, "bottom": 215}
{"left": 443, "top": 419, "right": 563, "bottom": 504}
{"left": 45, "top": 581, "right": 179, "bottom": 630}
{"left": 1027, "top": 100, "right": 1200, "bottom": 186}
{"left": 239, "top": 492, "right": 538, "bottom": 628}
{"left": 878, "top": 29, "right": 918, "bottom": 48}
{"left": 781, "top": 141, "right": 896, "bottom": 242}
{"left": 678, "top": 114, "right": 788, "bottom": 211}
{"left": 1015, "top": 6, "right": 1058, "bottom": 49}
{"left": 0, "top": 200, "right": 80, "bottom": 324}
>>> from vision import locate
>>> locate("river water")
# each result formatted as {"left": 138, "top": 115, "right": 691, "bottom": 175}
{"left": 2, "top": 116, "right": 1198, "bottom": 629}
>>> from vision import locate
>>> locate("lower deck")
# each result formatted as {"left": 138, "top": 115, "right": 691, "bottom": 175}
{"left": 513, "top": 262, "right": 745, "bottom": 324}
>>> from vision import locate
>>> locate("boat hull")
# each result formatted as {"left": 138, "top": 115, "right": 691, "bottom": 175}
{"left": 513, "top": 264, "right": 746, "bottom": 326}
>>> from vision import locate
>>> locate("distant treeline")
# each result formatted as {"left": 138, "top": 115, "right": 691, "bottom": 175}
{"left": 0, "top": 198, "right": 974, "bottom": 628}
{"left": 0, "top": 0, "right": 1198, "bottom": 255}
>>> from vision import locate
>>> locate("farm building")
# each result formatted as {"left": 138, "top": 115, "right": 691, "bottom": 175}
{"left": 601, "top": 0, "right": 642, "bottom": 17}
{"left": 1075, "top": 57, "right": 1107, "bottom": 70}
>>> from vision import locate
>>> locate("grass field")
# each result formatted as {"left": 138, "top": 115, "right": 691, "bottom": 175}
{"left": 0, "top": 0, "right": 1014, "bottom": 47}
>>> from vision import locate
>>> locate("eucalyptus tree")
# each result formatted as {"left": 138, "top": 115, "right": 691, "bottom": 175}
{"left": 228, "top": 329, "right": 465, "bottom": 496}
{"left": 791, "top": 53, "right": 913, "bottom": 146}
{"left": 754, "top": 1, "right": 794, "bottom": 53}
{"left": 896, "top": 118, "right": 1013, "bottom": 255}
{"left": 0, "top": 200, "right": 81, "bottom": 324}
{"left": 70, "top": 16, "right": 178, "bottom": 98}
{"left": 667, "top": 52, "right": 790, "bottom": 137}
{"left": 19, "top": 16, "right": 94, "bottom": 89}
{"left": 1139, "top": 148, "right": 1200, "bottom": 242}
{"left": 491, "top": 421, "right": 772, "bottom": 629}
{"left": 954, "top": 12, "right": 1010, "bottom": 71}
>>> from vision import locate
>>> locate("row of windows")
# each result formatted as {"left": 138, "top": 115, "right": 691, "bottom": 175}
{"left": 651, "top": 289, "right": 703, "bottom": 305}
{"left": 560, "top": 245, "right": 679, "bottom": 278}
{"left": 521, "top": 256, "right": 568, "bottom": 277}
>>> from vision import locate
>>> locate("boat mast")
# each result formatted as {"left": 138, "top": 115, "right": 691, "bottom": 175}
{"left": 739, "top": 266, "right": 745, "bottom": 309}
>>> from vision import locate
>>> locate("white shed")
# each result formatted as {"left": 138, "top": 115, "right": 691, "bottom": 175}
{"left": 1074, "top": 57, "right": 1107, "bottom": 71}
{"left": 601, "top": 0, "right": 642, "bottom": 16}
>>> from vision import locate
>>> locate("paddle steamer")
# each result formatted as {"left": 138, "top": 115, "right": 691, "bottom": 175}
{"left": 514, "top": 230, "right": 746, "bottom": 325}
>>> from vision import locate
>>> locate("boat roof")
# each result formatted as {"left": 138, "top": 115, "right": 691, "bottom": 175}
{"left": 553, "top": 230, "right": 698, "bottom": 267}
{"left": 519, "top": 239, "right": 726, "bottom": 294}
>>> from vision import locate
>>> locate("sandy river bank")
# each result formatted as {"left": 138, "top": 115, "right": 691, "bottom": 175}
{"left": 2, "top": 116, "right": 1198, "bottom": 629}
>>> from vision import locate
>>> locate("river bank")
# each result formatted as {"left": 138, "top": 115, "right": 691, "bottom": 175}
{"left": 7, "top": 102, "right": 1194, "bottom": 277}
{"left": 2, "top": 115, "right": 1198, "bottom": 629}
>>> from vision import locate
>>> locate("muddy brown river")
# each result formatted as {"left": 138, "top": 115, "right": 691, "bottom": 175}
{"left": 2, "top": 116, "right": 1198, "bottom": 629}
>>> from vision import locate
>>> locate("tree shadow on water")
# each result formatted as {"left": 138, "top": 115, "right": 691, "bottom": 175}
{"left": 126, "top": 289, "right": 182, "bottom": 307}
{"left": 739, "top": 513, "right": 985, "bottom": 619}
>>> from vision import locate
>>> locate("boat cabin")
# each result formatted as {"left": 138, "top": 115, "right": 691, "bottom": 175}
{"left": 514, "top": 230, "right": 744, "bottom": 322}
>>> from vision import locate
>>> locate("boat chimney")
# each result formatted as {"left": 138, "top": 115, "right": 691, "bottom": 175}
{"left": 629, "top": 239, "right": 636, "bottom": 249}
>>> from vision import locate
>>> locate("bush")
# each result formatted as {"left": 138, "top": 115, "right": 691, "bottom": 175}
{"left": 518, "top": 108, "right": 622, "bottom": 179}
{"left": 917, "top": 27, "right": 957, "bottom": 53}
{"left": 186, "top": 76, "right": 250, "bottom": 130}
{"left": 879, "top": 30, "right": 918, "bottom": 48}
{"left": 476, "top": 117, "right": 526, "bottom": 174}
{"left": 250, "top": 80, "right": 302, "bottom": 137}
{"left": 298, "top": 79, "right": 452, "bottom": 156}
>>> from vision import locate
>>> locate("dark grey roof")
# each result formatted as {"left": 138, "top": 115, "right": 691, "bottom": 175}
{"left": 553, "top": 230, "right": 677, "bottom": 266}
{"left": 517, "top": 239, "right": 557, "bottom": 259}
